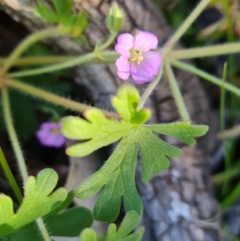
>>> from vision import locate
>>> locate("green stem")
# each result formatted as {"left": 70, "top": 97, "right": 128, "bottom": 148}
{"left": 2, "top": 87, "right": 28, "bottom": 182}
{"left": 223, "top": 0, "right": 236, "bottom": 130}
{"left": 164, "top": 61, "right": 190, "bottom": 121}
{"left": 221, "top": 181, "right": 240, "bottom": 210}
{"left": 2, "top": 85, "right": 51, "bottom": 240}
{"left": 220, "top": 63, "right": 231, "bottom": 197}
{"left": 137, "top": 65, "right": 163, "bottom": 111}
{"left": 220, "top": 63, "right": 227, "bottom": 133}
{"left": 212, "top": 166, "right": 240, "bottom": 184}
{"left": 163, "top": 0, "right": 210, "bottom": 53}
{"left": 169, "top": 59, "right": 240, "bottom": 97}
{"left": 5, "top": 78, "right": 119, "bottom": 119}
{"left": 0, "top": 53, "right": 117, "bottom": 66}
{"left": 218, "top": 124, "right": 240, "bottom": 139}
{"left": 98, "top": 32, "right": 118, "bottom": 51}
{"left": 0, "top": 28, "right": 60, "bottom": 76}
{"left": 223, "top": 0, "right": 234, "bottom": 42}
{"left": 0, "top": 147, "right": 23, "bottom": 203}
{"left": 0, "top": 56, "right": 71, "bottom": 66}
{"left": 36, "top": 218, "right": 51, "bottom": 241}
{"left": 9, "top": 51, "right": 118, "bottom": 78}
{"left": 167, "top": 42, "right": 240, "bottom": 59}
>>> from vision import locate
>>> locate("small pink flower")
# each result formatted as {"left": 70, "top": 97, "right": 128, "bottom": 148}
{"left": 36, "top": 122, "right": 65, "bottom": 148}
{"left": 115, "top": 30, "right": 162, "bottom": 84}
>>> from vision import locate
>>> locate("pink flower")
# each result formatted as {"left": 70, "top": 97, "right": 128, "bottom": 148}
{"left": 36, "top": 122, "right": 65, "bottom": 148}
{"left": 115, "top": 30, "right": 162, "bottom": 84}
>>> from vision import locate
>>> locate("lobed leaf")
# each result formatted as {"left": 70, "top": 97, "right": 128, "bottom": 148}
{"left": 35, "top": 0, "right": 88, "bottom": 38}
{"left": 45, "top": 206, "right": 92, "bottom": 237}
{"left": 112, "top": 84, "right": 150, "bottom": 124}
{"left": 0, "top": 168, "right": 67, "bottom": 236}
{"left": 35, "top": 2, "right": 58, "bottom": 23}
{"left": 63, "top": 85, "right": 209, "bottom": 222}
{"left": 75, "top": 131, "right": 142, "bottom": 221}
{"left": 79, "top": 228, "right": 97, "bottom": 241}
{"left": 2, "top": 206, "right": 93, "bottom": 241}
{"left": 61, "top": 110, "right": 132, "bottom": 157}
{"left": 148, "top": 122, "right": 209, "bottom": 145}
{"left": 53, "top": 0, "right": 72, "bottom": 19}
{"left": 137, "top": 126, "right": 181, "bottom": 183}
{"left": 79, "top": 211, "right": 144, "bottom": 241}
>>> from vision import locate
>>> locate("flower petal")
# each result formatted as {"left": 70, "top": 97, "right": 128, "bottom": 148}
{"left": 133, "top": 30, "right": 158, "bottom": 52}
{"left": 115, "top": 33, "right": 134, "bottom": 58}
{"left": 142, "top": 51, "right": 162, "bottom": 75}
{"left": 130, "top": 64, "right": 154, "bottom": 84}
{"left": 130, "top": 52, "right": 161, "bottom": 84}
{"left": 45, "top": 134, "right": 65, "bottom": 148}
{"left": 115, "top": 56, "right": 130, "bottom": 80}
{"left": 36, "top": 122, "right": 65, "bottom": 148}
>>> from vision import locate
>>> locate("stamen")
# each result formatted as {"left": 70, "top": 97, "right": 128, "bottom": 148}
{"left": 129, "top": 49, "right": 144, "bottom": 65}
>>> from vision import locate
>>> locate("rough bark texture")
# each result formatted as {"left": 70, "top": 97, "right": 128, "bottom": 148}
{"left": 2, "top": 0, "right": 224, "bottom": 240}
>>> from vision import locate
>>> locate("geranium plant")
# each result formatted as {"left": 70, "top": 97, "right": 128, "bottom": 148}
{"left": 0, "top": 0, "right": 240, "bottom": 240}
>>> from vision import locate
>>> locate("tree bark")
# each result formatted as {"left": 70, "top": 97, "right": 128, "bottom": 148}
{"left": 2, "top": 0, "right": 224, "bottom": 240}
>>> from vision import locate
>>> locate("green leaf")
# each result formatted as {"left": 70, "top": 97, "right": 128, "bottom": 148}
{"left": 53, "top": 0, "right": 72, "bottom": 17}
{"left": 137, "top": 126, "right": 181, "bottom": 183}
{"left": 112, "top": 84, "right": 150, "bottom": 124}
{"left": 2, "top": 206, "right": 93, "bottom": 241}
{"left": 0, "top": 168, "right": 67, "bottom": 236}
{"left": 79, "top": 211, "right": 144, "bottom": 241}
{"left": 45, "top": 206, "right": 93, "bottom": 237}
{"left": 148, "top": 122, "right": 209, "bottom": 145}
{"left": 75, "top": 131, "right": 143, "bottom": 221}
{"left": 61, "top": 110, "right": 132, "bottom": 157}
{"left": 62, "top": 85, "right": 209, "bottom": 222}
{"left": 35, "top": 0, "right": 73, "bottom": 24}
{"left": 53, "top": 0, "right": 73, "bottom": 26}
{"left": 35, "top": 2, "right": 59, "bottom": 23}
{"left": 61, "top": 12, "right": 88, "bottom": 37}
{"left": 47, "top": 190, "right": 74, "bottom": 215}
{"left": 0, "top": 222, "right": 42, "bottom": 241}
{"left": 34, "top": 0, "right": 87, "bottom": 38}
{"left": 113, "top": 210, "right": 141, "bottom": 239}
{"left": 79, "top": 228, "right": 97, "bottom": 241}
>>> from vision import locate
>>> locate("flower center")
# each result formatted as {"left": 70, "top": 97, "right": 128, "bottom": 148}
{"left": 51, "top": 128, "right": 60, "bottom": 135}
{"left": 129, "top": 49, "right": 143, "bottom": 65}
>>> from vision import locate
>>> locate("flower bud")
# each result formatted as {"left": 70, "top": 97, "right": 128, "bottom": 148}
{"left": 106, "top": 3, "right": 124, "bottom": 32}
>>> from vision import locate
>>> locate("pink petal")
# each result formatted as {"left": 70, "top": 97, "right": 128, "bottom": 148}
{"left": 44, "top": 133, "right": 65, "bottom": 147}
{"left": 36, "top": 122, "right": 65, "bottom": 148}
{"left": 115, "top": 56, "right": 131, "bottom": 80}
{"left": 115, "top": 33, "right": 134, "bottom": 58}
{"left": 130, "top": 63, "right": 154, "bottom": 84}
{"left": 142, "top": 51, "right": 162, "bottom": 75}
{"left": 130, "top": 51, "right": 161, "bottom": 84}
{"left": 133, "top": 30, "right": 158, "bottom": 52}
{"left": 40, "top": 122, "right": 60, "bottom": 130}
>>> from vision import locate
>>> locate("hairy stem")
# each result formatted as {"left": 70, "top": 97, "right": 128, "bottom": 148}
{"left": 169, "top": 59, "right": 240, "bottom": 97}
{"left": 0, "top": 147, "right": 23, "bottom": 203}
{"left": 98, "top": 31, "right": 118, "bottom": 51}
{"left": 164, "top": 61, "right": 190, "bottom": 121}
{"left": 163, "top": 0, "right": 210, "bottom": 53}
{"left": 137, "top": 65, "right": 163, "bottom": 111}
{"left": 0, "top": 28, "right": 60, "bottom": 77}
{"left": 5, "top": 78, "right": 119, "bottom": 119}
{"left": 9, "top": 51, "right": 118, "bottom": 78}
{"left": 218, "top": 124, "right": 240, "bottom": 139}
{"left": 0, "top": 53, "right": 116, "bottom": 66}
{"left": 1, "top": 84, "right": 62, "bottom": 241}
{"left": 167, "top": 42, "right": 240, "bottom": 59}
{"left": 36, "top": 218, "right": 51, "bottom": 241}
{"left": 1, "top": 86, "right": 28, "bottom": 182}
